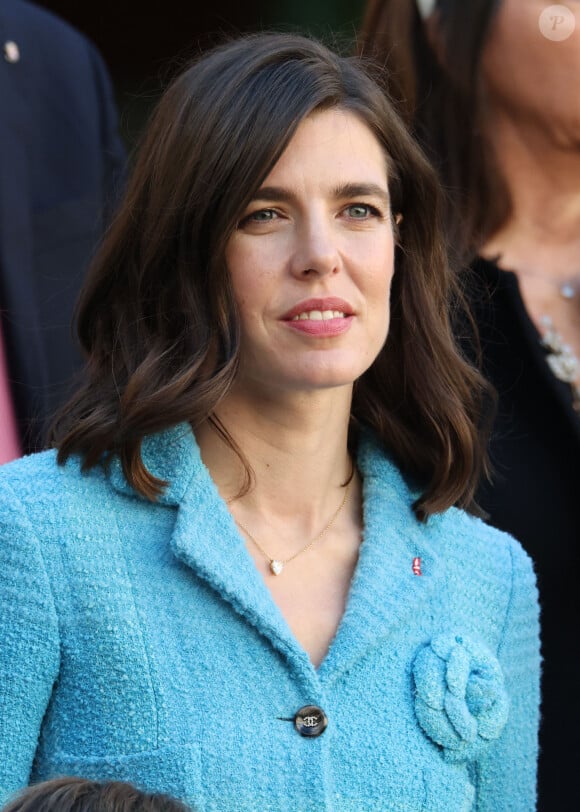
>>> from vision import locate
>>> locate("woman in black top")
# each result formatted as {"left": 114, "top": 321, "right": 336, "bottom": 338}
{"left": 359, "top": 2, "right": 580, "bottom": 808}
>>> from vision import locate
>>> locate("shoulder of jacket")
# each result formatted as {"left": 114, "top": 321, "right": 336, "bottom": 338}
{"left": 2, "top": 0, "right": 93, "bottom": 53}
{"left": 0, "top": 450, "right": 107, "bottom": 507}
{"left": 428, "top": 506, "right": 534, "bottom": 586}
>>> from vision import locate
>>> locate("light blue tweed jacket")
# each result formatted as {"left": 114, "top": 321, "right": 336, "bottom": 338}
{"left": 0, "top": 425, "right": 540, "bottom": 811}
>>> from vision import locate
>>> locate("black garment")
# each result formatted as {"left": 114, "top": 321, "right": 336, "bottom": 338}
{"left": 0, "top": 0, "right": 125, "bottom": 453}
{"left": 469, "top": 257, "right": 580, "bottom": 811}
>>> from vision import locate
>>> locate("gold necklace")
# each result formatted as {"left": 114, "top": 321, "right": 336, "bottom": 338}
{"left": 233, "top": 477, "right": 352, "bottom": 576}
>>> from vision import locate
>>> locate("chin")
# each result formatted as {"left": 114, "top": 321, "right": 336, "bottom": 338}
{"left": 288, "top": 366, "right": 369, "bottom": 392}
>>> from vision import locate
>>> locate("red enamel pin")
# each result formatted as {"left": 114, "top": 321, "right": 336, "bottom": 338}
{"left": 412, "top": 557, "right": 422, "bottom": 576}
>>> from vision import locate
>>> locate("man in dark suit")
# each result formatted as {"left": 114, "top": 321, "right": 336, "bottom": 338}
{"left": 0, "top": 0, "right": 125, "bottom": 458}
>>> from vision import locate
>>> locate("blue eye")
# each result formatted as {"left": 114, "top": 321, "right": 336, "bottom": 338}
{"left": 249, "top": 209, "right": 277, "bottom": 222}
{"left": 346, "top": 204, "right": 379, "bottom": 219}
{"left": 237, "top": 208, "right": 279, "bottom": 229}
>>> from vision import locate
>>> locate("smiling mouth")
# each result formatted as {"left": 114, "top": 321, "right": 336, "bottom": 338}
{"left": 290, "top": 310, "right": 347, "bottom": 321}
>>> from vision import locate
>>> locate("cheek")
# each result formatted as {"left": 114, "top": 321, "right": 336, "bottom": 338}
{"left": 227, "top": 240, "right": 282, "bottom": 302}
{"left": 351, "top": 230, "right": 394, "bottom": 277}
{"left": 228, "top": 266, "right": 276, "bottom": 341}
{"left": 227, "top": 261, "right": 262, "bottom": 315}
{"left": 374, "top": 261, "right": 395, "bottom": 334}
{"left": 364, "top": 268, "right": 393, "bottom": 347}
{"left": 367, "top": 246, "right": 395, "bottom": 299}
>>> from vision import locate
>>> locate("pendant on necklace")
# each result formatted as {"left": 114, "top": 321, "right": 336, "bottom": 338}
{"left": 270, "top": 560, "right": 284, "bottom": 576}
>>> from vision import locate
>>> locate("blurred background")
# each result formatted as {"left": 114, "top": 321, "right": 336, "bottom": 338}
{"left": 34, "top": 1, "right": 365, "bottom": 149}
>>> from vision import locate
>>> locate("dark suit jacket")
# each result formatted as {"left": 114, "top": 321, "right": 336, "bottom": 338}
{"left": 0, "top": 0, "right": 125, "bottom": 452}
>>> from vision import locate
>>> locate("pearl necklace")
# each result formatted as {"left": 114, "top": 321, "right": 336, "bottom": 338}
{"left": 539, "top": 316, "right": 580, "bottom": 412}
{"left": 515, "top": 268, "right": 580, "bottom": 412}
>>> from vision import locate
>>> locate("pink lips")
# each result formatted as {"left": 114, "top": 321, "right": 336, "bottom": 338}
{"left": 282, "top": 297, "right": 354, "bottom": 337}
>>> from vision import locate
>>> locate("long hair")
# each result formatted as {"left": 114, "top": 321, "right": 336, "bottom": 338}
{"left": 52, "top": 32, "right": 493, "bottom": 520}
{"left": 359, "top": 0, "right": 506, "bottom": 259}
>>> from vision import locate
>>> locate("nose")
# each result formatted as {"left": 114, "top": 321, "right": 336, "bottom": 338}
{"left": 289, "top": 215, "right": 340, "bottom": 280}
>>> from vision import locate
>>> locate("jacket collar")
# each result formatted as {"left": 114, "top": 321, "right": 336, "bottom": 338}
{"left": 109, "top": 424, "right": 443, "bottom": 682}
{"left": 109, "top": 425, "right": 318, "bottom": 684}
{"left": 318, "top": 439, "right": 443, "bottom": 683}
{"left": 109, "top": 423, "right": 201, "bottom": 505}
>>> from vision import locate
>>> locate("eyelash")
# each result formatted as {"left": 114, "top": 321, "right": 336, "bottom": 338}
{"left": 244, "top": 209, "right": 279, "bottom": 223}
{"left": 239, "top": 202, "right": 384, "bottom": 227}
{"left": 344, "top": 203, "right": 382, "bottom": 220}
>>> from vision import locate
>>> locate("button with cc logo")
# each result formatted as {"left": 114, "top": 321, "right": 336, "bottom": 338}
{"left": 294, "top": 705, "right": 328, "bottom": 738}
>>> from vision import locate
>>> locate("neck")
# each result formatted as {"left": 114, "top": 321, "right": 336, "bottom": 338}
{"left": 195, "top": 384, "right": 354, "bottom": 536}
{"left": 482, "top": 111, "right": 580, "bottom": 276}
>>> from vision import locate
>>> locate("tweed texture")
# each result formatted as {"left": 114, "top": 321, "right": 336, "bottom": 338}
{"left": 0, "top": 425, "right": 540, "bottom": 811}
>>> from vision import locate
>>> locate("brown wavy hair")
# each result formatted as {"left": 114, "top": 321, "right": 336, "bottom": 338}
{"left": 1, "top": 777, "right": 190, "bottom": 812}
{"left": 359, "top": 0, "right": 505, "bottom": 260}
{"left": 52, "top": 32, "right": 493, "bottom": 520}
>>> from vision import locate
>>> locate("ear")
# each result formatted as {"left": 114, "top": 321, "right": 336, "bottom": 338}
{"left": 393, "top": 212, "right": 404, "bottom": 247}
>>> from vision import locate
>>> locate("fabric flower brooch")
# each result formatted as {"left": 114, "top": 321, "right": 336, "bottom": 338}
{"left": 412, "top": 633, "right": 510, "bottom": 762}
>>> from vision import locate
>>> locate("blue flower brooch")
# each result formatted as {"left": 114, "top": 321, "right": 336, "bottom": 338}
{"left": 413, "top": 633, "right": 510, "bottom": 762}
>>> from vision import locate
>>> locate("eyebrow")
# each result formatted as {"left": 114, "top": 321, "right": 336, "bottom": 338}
{"left": 248, "top": 182, "right": 391, "bottom": 207}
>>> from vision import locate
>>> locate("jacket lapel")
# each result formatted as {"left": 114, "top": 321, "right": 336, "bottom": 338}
{"left": 109, "top": 425, "right": 317, "bottom": 681}
{"left": 109, "top": 425, "right": 442, "bottom": 683}
{"left": 318, "top": 437, "right": 443, "bottom": 683}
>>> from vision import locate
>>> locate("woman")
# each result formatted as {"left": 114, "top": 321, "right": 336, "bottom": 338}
{"left": 359, "top": 1, "right": 580, "bottom": 807}
{"left": 0, "top": 33, "right": 539, "bottom": 811}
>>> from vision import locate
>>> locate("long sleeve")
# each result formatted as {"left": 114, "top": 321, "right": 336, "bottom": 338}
{"left": 0, "top": 481, "right": 60, "bottom": 806}
{"left": 474, "top": 538, "right": 541, "bottom": 810}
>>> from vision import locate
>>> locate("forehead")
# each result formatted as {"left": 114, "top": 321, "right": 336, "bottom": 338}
{"left": 261, "top": 108, "right": 389, "bottom": 188}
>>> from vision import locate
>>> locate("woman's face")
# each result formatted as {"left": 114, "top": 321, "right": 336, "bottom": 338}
{"left": 224, "top": 107, "right": 396, "bottom": 399}
{"left": 481, "top": 0, "right": 580, "bottom": 144}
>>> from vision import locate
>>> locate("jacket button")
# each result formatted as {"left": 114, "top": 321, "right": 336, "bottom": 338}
{"left": 294, "top": 705, "right": 328, "bottom": 738}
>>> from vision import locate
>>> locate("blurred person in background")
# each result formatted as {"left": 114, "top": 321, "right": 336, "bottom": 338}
{"left": 359, "top": 1, "right": 580, "bottom": 807}
{"left": 0, "top": 0, "right": 125, "bottom": 463}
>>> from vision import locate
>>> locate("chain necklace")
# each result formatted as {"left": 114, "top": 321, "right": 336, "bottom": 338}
{"left": 233, "top": 477, "right": 352, "bottom": 576}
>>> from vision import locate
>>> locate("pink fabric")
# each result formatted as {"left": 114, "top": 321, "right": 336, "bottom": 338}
{"left": 0, "top": 322, "right": 22, "bottom": 464}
